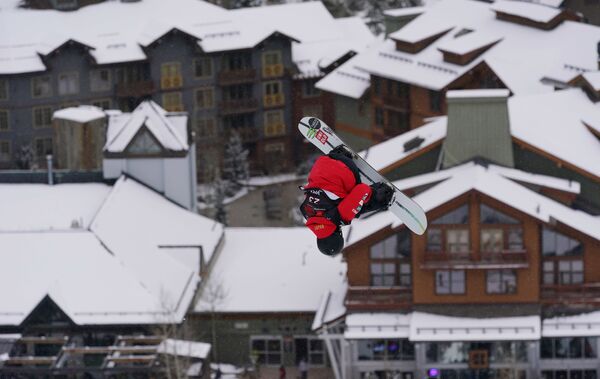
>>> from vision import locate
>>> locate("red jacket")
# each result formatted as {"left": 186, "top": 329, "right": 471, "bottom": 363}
{"left": 304, "top": 156, "right": 372, "bottom": 238}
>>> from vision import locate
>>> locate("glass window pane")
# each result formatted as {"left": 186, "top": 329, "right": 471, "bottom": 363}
{"left": 584, "top": 371, "right": 597, "bottom": 379}
{"left": 427, "top": 228, "right": 442, "bottom": 251}
{"left": 267, "top": 339, "right": 280, "bottom": 351}
{"left": 584, "top": 337, "right": 597, "bottom": 358}
{"left": 252, "top": 339, "right": 265, "bottom": 351}
{"left": 571, "top": 371, "right": 583, "bottom": 379}
{"left": 432, "top": 204, "right": 468, "bottom": 224}
{"left": 542, "top": 372, "right": 554, "bottom": 379}
{"left": 451, "top": 270, "right": 465, "bottom": 294}
{"left": 425, "top": 343, "right": 437, "bottom": 363}
{"left": 481, "top": 228, "right": 503, "bottom": 252}
{"left": 387, "top": 340, "right": 400, "bottom": 360}
{"left": 384, "top": 235, "right": 397, "bottom": 258}
{"left": 555, "top": 338, "right": 569, "bottom": 358}
{"left": 358, "top": 340, "right": 374, "bottom": 361}
{"left": 370, "top": 241, "right": 384, "bottom": 258}
{"left": 383, "top": 263, "right": 395, "bottom": 274}
{"left": 508, "top": 227, "right": 524, "bottom": 250}
{"left": 480, "top": 204, "right": 519, "bottom": 224}
{"left": 371, "top": 263, "right": 383, "bottom": 274}
{"left": 398, "top": 229, "right": 411, "bottom": 257}
{"left": 569, "top": 337, "right": 583, "bottom": 358}
{"left": 447, "top": 229, "right": 469, "bottom": 253}
{"left": 436, "top": 271, "right": 450, "bottom": 294}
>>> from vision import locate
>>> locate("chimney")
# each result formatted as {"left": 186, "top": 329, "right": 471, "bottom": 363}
{"left": 46, "top": 154, "right": 54, "bottom": 185}
{"left": 441, "top": 89, "right": 513, "bottom": 169}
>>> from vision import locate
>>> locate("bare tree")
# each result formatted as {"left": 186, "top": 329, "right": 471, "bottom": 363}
{"left": 197, "top": 278, "right": 229, "bottom": 363}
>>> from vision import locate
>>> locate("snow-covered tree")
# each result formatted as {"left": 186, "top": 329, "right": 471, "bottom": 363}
{"left": 230, "top": 0, "right": 261, "bottom": 8}
{"left": 222, "top": 131, "right": 249, "bottom": 194}
{"left": 213, "top": 176, "right": 228, "bottom": 226}
{"left": 15, "top": 143, "right": 34, "bottom": 170}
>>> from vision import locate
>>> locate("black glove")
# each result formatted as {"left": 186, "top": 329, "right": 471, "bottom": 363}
{"left": 328, "top": 145, "right": 353, "bottom": 160}
{"left": 325, "top": 207, "right": 347, "bottom": 226}
{"left": 360, "top": 182, "right": 394, "bottom": 214}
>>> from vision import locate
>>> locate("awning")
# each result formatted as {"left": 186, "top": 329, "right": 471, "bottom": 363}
{"left": 409, "top": 312, "right": 540, "bottom": 341}
{"left": 543, "top": 311, "right": 600, "bottom": 337}
{"left": 345, "top": 313, "right": 411, "bottom": 339}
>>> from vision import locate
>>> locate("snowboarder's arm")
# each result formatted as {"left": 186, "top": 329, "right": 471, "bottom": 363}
{"left": 336, "top": 183, "right": 372, "bottom": 223}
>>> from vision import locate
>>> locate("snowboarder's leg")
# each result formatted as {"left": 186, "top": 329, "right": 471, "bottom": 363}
{"left": 359, "top": 182, "right": 394, "bottom": 214}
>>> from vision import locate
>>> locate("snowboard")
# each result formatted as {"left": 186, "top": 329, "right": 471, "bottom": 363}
{"left": 298, "top": 116, "right": 427, "bottom": 235}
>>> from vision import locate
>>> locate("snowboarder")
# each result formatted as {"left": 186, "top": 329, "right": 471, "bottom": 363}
{"left": 300, "top": 146, "right": 394, "bottom": 256}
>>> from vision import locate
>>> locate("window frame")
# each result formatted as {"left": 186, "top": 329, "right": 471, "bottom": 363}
{"left": 162, "top": 91, "right": 183, "bottom": 112}
{"left": 435, "top": 270, "right": 466, "bottom": 295}
{"left": 369, "top": 231, "right": 412, "bottom": 287}
{"left": 57, "top": 71, "right": 80, "bottom": 96}
{"left": 32, "top": 106, "right": 53, "bottom": 129}
{"left": 194, "top": 87, "right": 215, "bottom": 110}
{"left": 31, "top": 75, "right": 53, "bottom": 99}
{"left": 264, "top": 110, "right": 285, "bottom": 137}
{"left": 486, "top": 269, "right": 517, "bottom": 294}
{"left": 0, "top": 139, "right": 10, "bottom": 162}
{"left": 194, "top": 57, "right": 213, "bottom": 79}
{"left": 0, "top": 79, "right": 8, "bottom": 101}
{"left": 0, "top": 109, "right": 9, "bottom": 131}
{"left": 249, "top": 336, "right": 283, "bottom": 366}
{"left": 34, "top": 137, "right": 53, "bottom": 159}
{"left": 89, "top": 69, "right": 112, "bottom": 92}
{"left": 195, "top": 117, "right": 217, "bottom": 139}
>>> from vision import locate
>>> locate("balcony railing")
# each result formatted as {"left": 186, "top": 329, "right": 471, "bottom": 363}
{"left": 218, "top": 98, "right": 259, "bottom": 115}
{"left": 217, "top": 69, "right": 256, "bottom": 85}
{"left": 541, "top": 283, "right": 600, "bottom": 305}
{"left": 421, "top": 249, "right": 528, "bottom": 269}
{"left": 115, "top": 81, "right": 155, "bottom": 98}
{"left": 345, "top": 286, "right": 412, "bottom": 311}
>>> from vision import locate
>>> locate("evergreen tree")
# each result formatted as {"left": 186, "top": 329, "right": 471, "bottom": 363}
{"left": 222, "top": 131, "right": 250, "bottom": 194}
{"left": 213, "top": 176, "right": 228, "bottom": 226}
{"left": 16, "top": 143, "right": 34, "bottom": 170}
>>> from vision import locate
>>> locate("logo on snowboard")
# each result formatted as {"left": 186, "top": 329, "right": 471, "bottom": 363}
{"left": 306, "top": 118, "right": 327, "bottom": 144}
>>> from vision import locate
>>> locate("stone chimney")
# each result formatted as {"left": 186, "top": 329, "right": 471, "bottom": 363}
{"left": 441, "top": 89, "right": 513, "bottom": 169}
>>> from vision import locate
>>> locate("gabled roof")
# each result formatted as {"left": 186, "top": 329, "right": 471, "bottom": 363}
{"left": 194, "top": 227, "right": 346, "bottom": 314}
{"left": 0, "top": 176, "right": 224, "bottom": 326}
{"left": 321, "top": 0, "right": 600, "bottom": 95}
{"left": 104, "top": 101, "right": 188, "bottom": 154}
{"left": 346, "top": 163, "right": 600, "bottom": 248}
{"left": 490, "top": 0, "right": 562, "bottom": 24}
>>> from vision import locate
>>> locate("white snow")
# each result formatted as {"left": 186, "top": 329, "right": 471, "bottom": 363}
{"left": 195, "top": 228, "right": 346, "bottom": 313}
{"left": 491, "top": 0, "right": 562, "bottom": 23}
{"left": 437, "top": 30, "right": 502, "bottom": 56}
{"left": 157, "top": 339, "right": 211, "bottom": 359}
{"left": 53, "top": 105, "right": 105, "bottom": 123}
{"left": 358, "top": 117, "right": 447, "bottom": 172}
{"left": 312, "top": 281, "right": 348, "bottom": 331}
{"left": 582, "top": 71, "right": 600, "bottom": 91}
{"left": 446, "top": 88, "right": 510, "bottom": 99}
{"left": 0, "top": 183, "right": 110, "bottom": 231}
{"left": 543, "top": 311, "right": 600, "bottom": 337}
{"left": 384, "top": 7, "right": 426, "bottom": 17}
{"left": 323, "top": 0, "right": 600, "bottom": 95}
{"left": 410, "top": 312, "right": 541, "bottom": 341}
{"left": 105, "top": 101, "right": 188, "bottom": 153}
{"left": 345, "top": 313, "right": 411, "bottom": 339}
{"left": 487, "top": 164, "right": 580, "bottom": 194}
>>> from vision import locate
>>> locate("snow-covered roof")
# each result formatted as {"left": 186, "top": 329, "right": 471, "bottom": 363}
{"left": 447, "top": 88, "right": 510, "bottom": 99}
{"left": 345, "top": 313, "right": 411, "bottom": 339}
{"left": 52, "top": 106, "right": 106, "bottom": 124}
{"left": 0, "top": 176, "right": 224, "bottom": 326}
{"left": 157, "top": 339, "right": 211, "bottom": 359}
{"left": 321, "top": 0, "right": 600, "bottom": 95}
{"left": 315, "top": 53, "right": 372, "bottom": 99}
{"left": 195, "top": 227, "right": 346, "bottom": 313}
{"left": 0, "top": 0, "right": 370, "bottom": 75}
{"left": 346, "top": 163, "right": 600, "bottom": 247}
{"left": 384, "top": 6, "right": 426, "bottom": 18}
{"left": 490, "top": 0, "right": 562, "bottom": 23}
{"left": 105, "top": 101, "right": 188, "bottom": 153}
{"left": 312, "top": 281, "right": 347, "bottom": 331}
{"left": 487, "top": 164, "right": 580, "bottom": 194}
{"left": 543, "top": 311, "right": 600, "bottom": 337}
{"left": 509, "top": 88, "right": 600, "bottom": 180}
{"left": 581, "top": 71, "right": 600, "bottom": 91}
{"left": 358, "top": 117, "right": 447, "bottom": 172}
{"left": 410, "top": 312, "right": 541, "bottom": 341}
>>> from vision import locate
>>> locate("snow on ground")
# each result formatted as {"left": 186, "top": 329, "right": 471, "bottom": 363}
{"left": 195, "top": 227, "right": 346, "bottom": 313}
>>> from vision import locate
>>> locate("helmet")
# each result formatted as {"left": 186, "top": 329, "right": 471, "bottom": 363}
{"left": 317, "top": 228, "right": 344, "bottom": 256}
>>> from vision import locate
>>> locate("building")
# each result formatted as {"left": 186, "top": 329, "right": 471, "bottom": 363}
{"left": 191, "top": 227, "right": 346, "bottom": 377}
{"left": 311, "top": 88, "right": 600, "bottom": 378}
{"left": 0, "top": 0, "right": 374, "bottom": 179}
{"left": 0, "top": 174, "right": 224, "bottom": 376}
{"left": 316, "top": 0, "right": 600, "bottom": 148}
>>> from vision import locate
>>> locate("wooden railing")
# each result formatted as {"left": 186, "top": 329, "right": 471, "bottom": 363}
{"left": 217, "top": 69, "right": 256, "bottom": 85}
{"left": 115, "top": 81, "right": 155, "bottom": 98}
{"left": 345, "top": 286, "right": 412, "bottom": 310}
{"left": 218, "top": 98, "right": 259, "bottom": 115}
{"left": 541, "top": 283, "right": 600, "bottom": 305}
{"left": 421, "top": 249, "right": 528, "bottom": 269}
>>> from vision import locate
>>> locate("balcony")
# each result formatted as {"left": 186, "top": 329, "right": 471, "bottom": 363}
{"left": 541, "top": 283, "right": 600, "bottom": 305}
{"left": 262, "top": 64, "right": 284, "bottom": 79}
{"left": 263, "top": 93, "right": 285, "bottom": 108}
{"left": 420, "top": 250, "right": 528, "bottom": 270}
{"left": 218, "top": 98, "right": 259, "bottom": 116}
{"left": 345, "top": 286, "right": 412, "bottom": 311}
{"left": 218, "top": 69, "right": 256, "bottom": 85}
{"left": 160, "top": 76, "right": 182, "bottom": 90}
{"left": 115, "top": 81, "right": 155, "bottom": 98}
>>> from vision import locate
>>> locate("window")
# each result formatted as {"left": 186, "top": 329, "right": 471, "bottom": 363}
{"left": 427, "top": 205, "right": 470, "bottom": 253}
{"left": 250, "top": 337, "right": 282, "bottom": 365}
{"left": 358, "top": 339, "right": 414, "bottom": 361}
{"left": 33, "top": 107, "right": 53, "bottom": 128}
{"left": 262, "top": 51, "right": 283, "bottom": 78}
{"left": 436, "top": 270, "right": 465, "bottom": 294}
{"left": 161, "top": 62, "right": 182, "bottom": 89}
{"left": 162, "top": 92, "right": 183, "bottom": 112}
{"left": 370, "top": 230, "right": 411, "bottom": 287}
{"left": 375, "top": 107, "right": 384, "bottom": 127}
{"left": 224, "top": 52, "right": 252, "bottom": 71}
{"left": 481, "top": 204, "right": 518, "bottom": 224}
{"left": 35, "top": 137, "right": 53, "bottom": 158}
{"left": 264, "top": 81, "right": 284, "bottom": 107}
{"left": 541, "top": 337, "right": 597, "bottom": 359}
{"left": 486, "top": 270, "right": 516, "bottom": 294}
{"left": 32, "top": 76, "right": 52, "bottom": 98}
{"left": 128, "top": 129, "right": 161, "bottom": 155}
{"left": 0, "top": 79, "right": 7, "bottom": 101}
{"left": 307, "top": 338, "right": 325, "bottom": 365}
{"left": 58, "top": 72, "right": 79, "bottom": 95}
{"left": 223, "top": 113, "right": 254, "bottom": 141}
{"left": 194, "top": 57, "right": 213, "bottom": 78}
{"left": 264, "top": 110, "right": 285, "bottom": 137}
{"left": 388, "top": 81, "right": 408, "bottom": 98}
{"left": 0, "top": 110, "right": 8, "bottom": 130}
{"left": 91, "top": 99, "right": 111, "bottom": 109}
{"left": 195, "top": 117, "right": 217, "bottom": 138}
{"left": 481, "top": 228, "right": 503, "bottom": 252}
{"left": 195, "top": 87, "right": 214, "bottom": 109}
{"left": 264, "top": 81, "right": 282, "bottom": 96}
{"left": 0, "top": 140, "right": 10, "bottom": 162}
{"left": 544, "top": 260, "right": 583, "bottom": 285}
{"left": 429, "top": 90, "right": 443, "bottom": 112}
{"left": 387, "top": 111, "right": 409, "bottom": 134}
{"left": 542, "top": 227, "right": 583, "bottom": 256}
{"left": 223, "top": 84, "right": 252, "bottom": 101}
{"left": 372, "top": 76, "right": 381, "bottom": 96}
{"left": 542, "top": 371, "right": 597, "bottom": 379}
{"left": 427, "top": 342, "right": 528, "bottom": 365}
{"left": 90, "top": 69, "right": 111, "bottom": 92}
{"left": 302, "top": 79, "right": 320, "bottom": 98}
